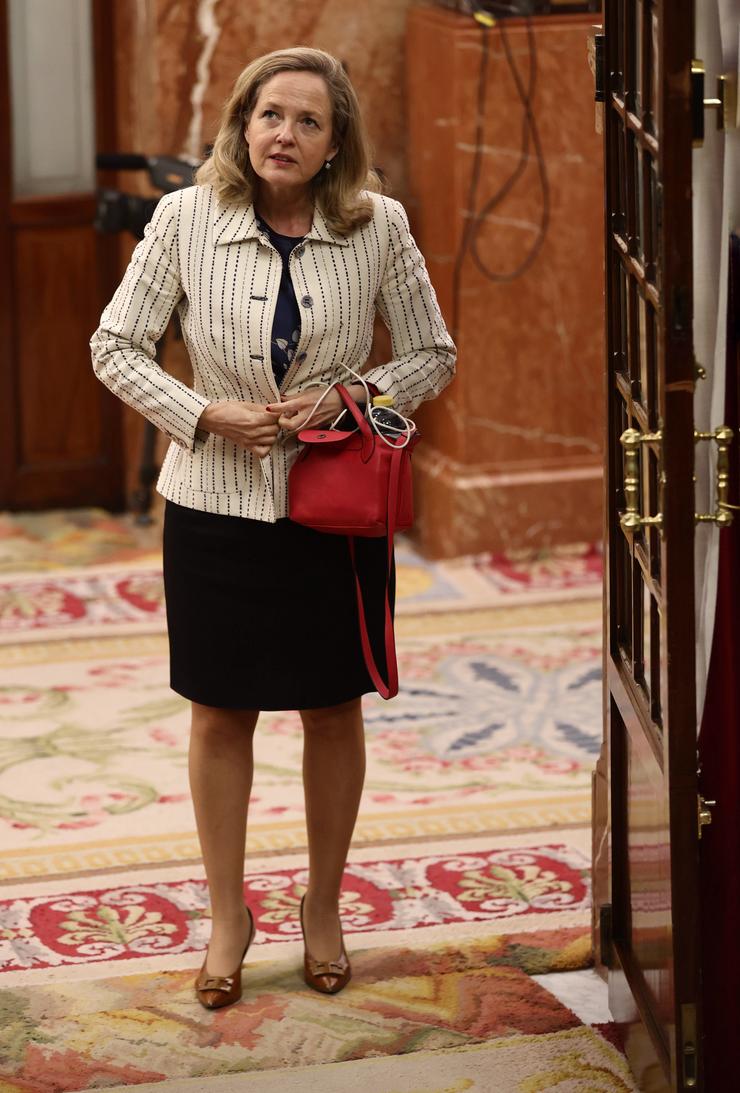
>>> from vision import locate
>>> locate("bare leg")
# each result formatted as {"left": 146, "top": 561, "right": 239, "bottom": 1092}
{"left": 189, "top": 700, "right": 259, "bottom": 976}
{"left": 300, "top": 696, "right": 366, "bottom": 961}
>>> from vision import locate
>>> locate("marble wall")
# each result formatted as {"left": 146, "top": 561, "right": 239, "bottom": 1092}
{"left": 405, "top": 7, "right": 605, "bottom": 557}
{"left": 112, "top": 0, "right": 425, "bottom": 198}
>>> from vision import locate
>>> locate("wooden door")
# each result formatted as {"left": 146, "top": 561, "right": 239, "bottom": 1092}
{"left": 0, "top": 0, "right": 124, "bottom": 510}
{"left": 593, "top": 1, "right": 703, "bottom": 1089}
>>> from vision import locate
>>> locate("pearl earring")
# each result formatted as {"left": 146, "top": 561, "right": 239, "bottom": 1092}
{"left": 324, "top": 160, "right": 331, "bottom": 170}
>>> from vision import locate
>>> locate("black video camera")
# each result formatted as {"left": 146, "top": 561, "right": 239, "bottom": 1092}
{"left": 94, "top": 153, "right": 203, "bottom": 240}
{"left": 93, "top": 151, "right": 207, "bottom": 520}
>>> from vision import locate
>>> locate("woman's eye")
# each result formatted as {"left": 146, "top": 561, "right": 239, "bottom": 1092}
{"left": 302, "top": 117, "right": 317, "bottom": 127}
{"left": 262, "top": 110, "right": 278, "bottom": 119}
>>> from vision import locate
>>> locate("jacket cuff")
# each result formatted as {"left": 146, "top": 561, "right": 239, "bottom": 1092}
{"left": 166, "top": 393, "right": 213, "bottom": 451}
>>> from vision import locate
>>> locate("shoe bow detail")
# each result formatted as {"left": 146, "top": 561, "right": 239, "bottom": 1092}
{"left": 306, "top": 958, "right": 348, "bottom": 976}
{"left": 198, "top": 974, "right": 235, "bottom": 991}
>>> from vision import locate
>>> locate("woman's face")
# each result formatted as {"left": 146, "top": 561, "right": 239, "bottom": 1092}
{"left": 244, "top": 71, "right": 339, "bottom": 194}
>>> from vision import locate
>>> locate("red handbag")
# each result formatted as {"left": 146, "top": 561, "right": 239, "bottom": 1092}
{"left": 288, "top": 383, "right": 420, "bottom": 699}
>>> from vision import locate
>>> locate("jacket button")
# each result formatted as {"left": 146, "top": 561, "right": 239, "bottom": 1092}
{"left": 300, "top": 294, "right": 313, "bottom": 308}
{"left": 297, "top": 351, "right": 308, "bottom": 362}
{"left": 294, "top": 245, "right": 305, "bottom": 258}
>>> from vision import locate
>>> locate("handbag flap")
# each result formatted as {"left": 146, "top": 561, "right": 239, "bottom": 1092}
{"left": 297, "top": 427, "right": 358, "bottom": 445}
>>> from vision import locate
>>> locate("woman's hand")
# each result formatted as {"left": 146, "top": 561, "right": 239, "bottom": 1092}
{"left": 197, "top": 401, "right": 282, "bottom": 458}
{"left": 266, "top": 384, "right": 366, "bottom": 434}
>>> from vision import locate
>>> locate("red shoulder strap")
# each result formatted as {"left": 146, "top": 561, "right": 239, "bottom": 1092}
{"left": 347, "top": 445, "right": 403, "bottom": 700}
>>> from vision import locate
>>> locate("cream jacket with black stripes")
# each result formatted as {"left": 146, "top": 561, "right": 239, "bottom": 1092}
{"left": 90, "top": 182, "right": 456, "bottom": 521}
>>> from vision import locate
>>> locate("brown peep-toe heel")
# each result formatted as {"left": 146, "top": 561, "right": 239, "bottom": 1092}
{"left": 300, "top": 893, "right": 352, "bottom": 994}
{"left": 195, "top": 904, "right": 255, "bottom": 1009}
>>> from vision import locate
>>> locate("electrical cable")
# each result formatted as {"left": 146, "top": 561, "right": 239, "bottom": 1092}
{"left": 451, "top": 12, "right": 491, "bottom": 342}
{"left": 471, "top": 10, "right": 550, "bottom": 281}
{"left": 450, "top": 1, "right": 550, "bottom": 339}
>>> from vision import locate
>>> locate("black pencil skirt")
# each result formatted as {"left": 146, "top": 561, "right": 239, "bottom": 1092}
{"left": 162, "top": 498, "right": 396, "bottom": 710}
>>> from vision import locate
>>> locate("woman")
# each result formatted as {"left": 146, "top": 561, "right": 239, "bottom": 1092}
{"left": 90, "top": 46, "right": 455, "bottom": 1009}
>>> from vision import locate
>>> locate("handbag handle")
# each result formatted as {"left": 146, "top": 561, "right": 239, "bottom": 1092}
{"left": 332, "top": 383, "right": 372, "bottom": 433}
{"left": 333, "top": 384, "right": 375, "bottom": 462}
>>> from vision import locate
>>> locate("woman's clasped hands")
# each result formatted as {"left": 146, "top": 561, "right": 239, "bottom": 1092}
{"left": 265, "top": 385, "right": 350, "bottom": 435}
{"left": 197, "top": 401, "right": 282, "bottom": 458}
{"left": 197, "top": 385, "right": 352, "bottom": 458}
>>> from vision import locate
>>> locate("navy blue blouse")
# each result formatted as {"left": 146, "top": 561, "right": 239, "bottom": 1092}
{"left": 256, "top": 214, "right": 303, "bottom": 389}
{"left": 256, "top": 212, "right": 379, "bottom": 416}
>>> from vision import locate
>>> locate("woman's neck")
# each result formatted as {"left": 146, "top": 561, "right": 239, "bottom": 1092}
{"left": 254, "top": 183, "right": 314, "bottom": 235}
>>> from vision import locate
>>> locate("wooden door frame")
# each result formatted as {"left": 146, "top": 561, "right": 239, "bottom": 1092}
{"left": 596, "top": 0, "right": 703, "bottom": 1088}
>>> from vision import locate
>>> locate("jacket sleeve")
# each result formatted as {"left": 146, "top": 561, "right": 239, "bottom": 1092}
{"left": 363, "top": 197, "right": 456, "bottom": 415}
{"left": 89, "top": 190, "right": 211, "bottom": 451}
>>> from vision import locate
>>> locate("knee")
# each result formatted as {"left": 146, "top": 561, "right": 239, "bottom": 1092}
{"left": 301, "top": 696, "right": 363, "bottom": 738}
{"left": 190, "top": 701, "right": 259, "bottom": 739}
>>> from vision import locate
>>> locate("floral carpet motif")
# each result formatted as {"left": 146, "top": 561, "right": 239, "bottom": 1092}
{"left": 0, "top": 569, "right": 165, "bottom": 642}
{"left": 0, "top": 623, "right": 600, "bottom": 855}
{"left": 473, "top": 542, "right": 603, "bottom": 596}
{"left": 0, "top": 844, "right": 589, "bottom": 975}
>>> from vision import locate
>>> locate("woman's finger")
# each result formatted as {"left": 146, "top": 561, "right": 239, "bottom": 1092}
{"left": 281, "top": 414, "right": 312, "bottom": 433}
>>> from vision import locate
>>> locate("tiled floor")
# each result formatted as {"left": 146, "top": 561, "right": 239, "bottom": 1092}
{"left": 533, "top": 967, "right": 613, "bottom": 1024}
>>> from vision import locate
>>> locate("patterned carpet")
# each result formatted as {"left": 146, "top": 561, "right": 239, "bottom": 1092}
{"left": 1, "top": 929, "right": 635, "bottom": 1093}
{"left": 0, "top": 508, "right": 628, "bottom": 1092}
{"left": 0, "top": 508, "right": 602, "bottom": 639}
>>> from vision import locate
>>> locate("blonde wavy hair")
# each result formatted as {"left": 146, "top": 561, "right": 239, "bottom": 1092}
{"left": 195, "top": 47, "right": 382, "bottom": 236}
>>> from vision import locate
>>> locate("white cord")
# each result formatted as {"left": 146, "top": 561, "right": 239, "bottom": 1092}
{"left": 287, "top": 363, "right": 416, "bottom": 449}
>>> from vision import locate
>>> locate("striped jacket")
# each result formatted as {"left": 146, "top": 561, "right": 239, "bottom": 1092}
{"left": 89, "top": 182, "right": 456, "bottom": 521}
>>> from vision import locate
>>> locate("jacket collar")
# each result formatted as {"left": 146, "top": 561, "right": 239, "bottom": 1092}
{"left": 211, "top": 192, "right": 350, "bottom": 247}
